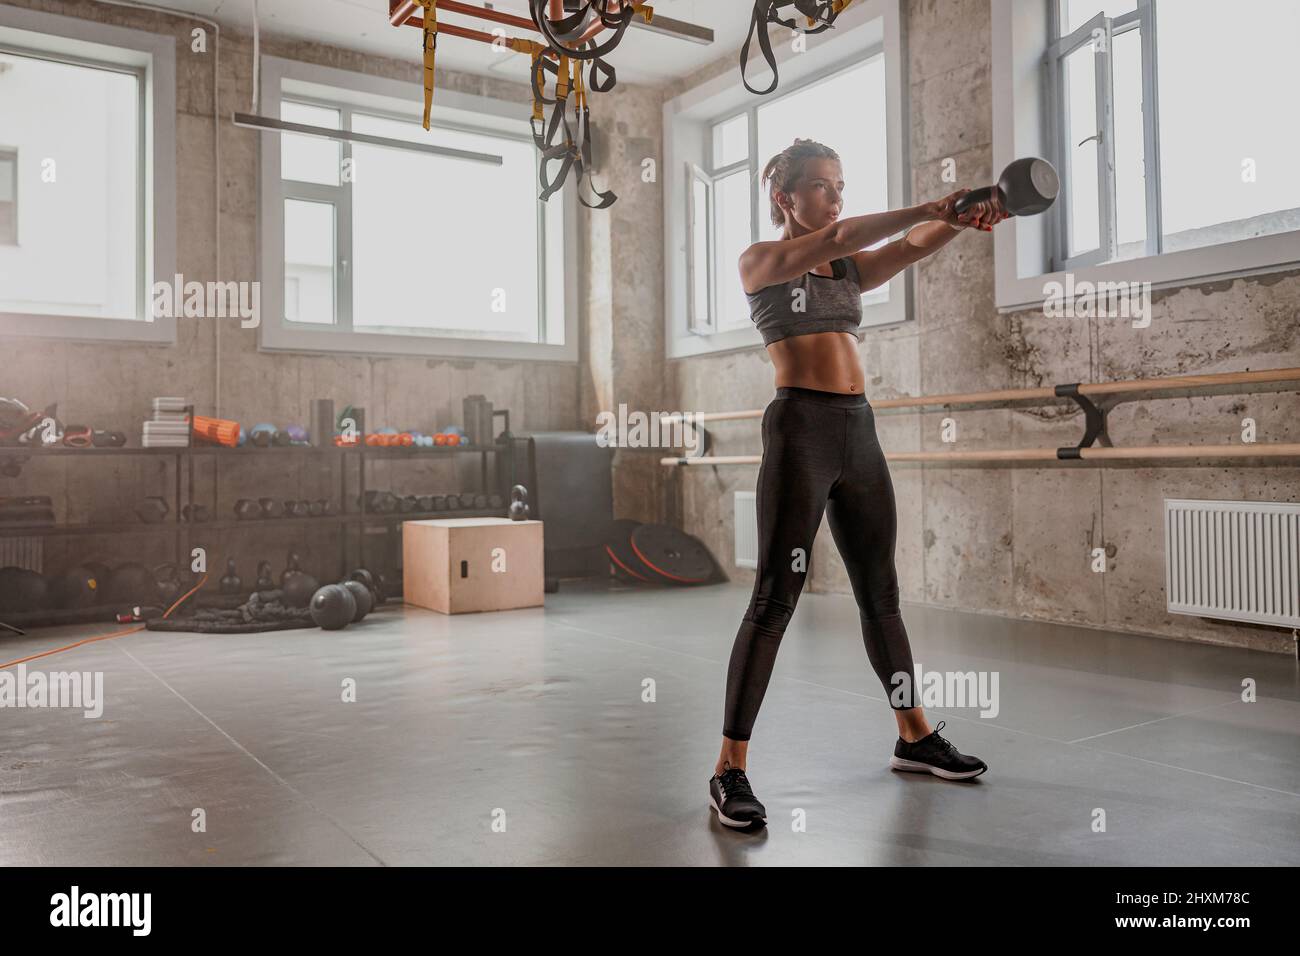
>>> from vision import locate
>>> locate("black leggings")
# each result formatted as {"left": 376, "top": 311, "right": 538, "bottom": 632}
{"left": 722, "top": 386, "right": 917, "bottom": 741}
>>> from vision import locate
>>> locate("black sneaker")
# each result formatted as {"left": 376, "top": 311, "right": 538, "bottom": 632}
{"left": 709, "top": 768, "right": 767, "bottom": 828}
{"left": 890, "top": 720, "right": 987, "bottom": 780}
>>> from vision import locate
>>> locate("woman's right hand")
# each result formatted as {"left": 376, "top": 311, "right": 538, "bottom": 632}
{"left": 929, "top": 189, "right": 972, "bottom": 228}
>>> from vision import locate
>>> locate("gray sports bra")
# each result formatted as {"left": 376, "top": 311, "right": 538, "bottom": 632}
{"left": 745, "top": 256, "right": 864, "bottom": 346}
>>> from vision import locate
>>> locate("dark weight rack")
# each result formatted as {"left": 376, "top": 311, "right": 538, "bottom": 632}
{"left": 0, "top": 405, "right": 518, "bottom": 628}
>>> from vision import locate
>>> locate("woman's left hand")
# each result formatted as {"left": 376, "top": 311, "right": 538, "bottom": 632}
{"left": 956, "top": 195, "right": 1010, "bottom": 232}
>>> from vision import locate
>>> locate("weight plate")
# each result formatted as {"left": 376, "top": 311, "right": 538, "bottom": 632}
{"left": 629, "top": 523, "right": 715, "bottom": 585}
{"left": 604, "top": 518, "right": 652, "bottom": 583}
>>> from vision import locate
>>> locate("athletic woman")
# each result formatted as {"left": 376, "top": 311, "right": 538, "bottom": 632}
{"left": 709, "top": 139, "right": 1008, "bottom": 830}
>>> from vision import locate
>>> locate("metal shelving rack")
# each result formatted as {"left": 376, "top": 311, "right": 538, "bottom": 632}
{"left": 0, "top": 406, "right": 518, "bottom": 625}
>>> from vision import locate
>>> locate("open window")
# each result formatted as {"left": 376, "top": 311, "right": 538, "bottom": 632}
{"left": 664, "top": 0, "right": 909, "bottom": 359}
{"left": 992, "top": 0, "right": 1300, "bottom": 309}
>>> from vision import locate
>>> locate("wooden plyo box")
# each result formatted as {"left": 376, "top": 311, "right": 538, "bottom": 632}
{"left": 402, "top": 517, "right": 544, "bottom": 614}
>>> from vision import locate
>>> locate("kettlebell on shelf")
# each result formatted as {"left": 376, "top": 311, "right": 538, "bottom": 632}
{"left": 219, "top": 558, "right": 242, "bottom": 595}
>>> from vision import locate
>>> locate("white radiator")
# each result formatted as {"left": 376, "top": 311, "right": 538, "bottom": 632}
{"left": 734, "top": 491, "right": 757, "bottom": 569}
{"left": 1165, "top": 499, "right": 1300, "bottom": 628}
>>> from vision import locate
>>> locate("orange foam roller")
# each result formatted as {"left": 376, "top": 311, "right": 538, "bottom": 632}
{"left": 191, "top": 415, "right": 240, "bottom": 447}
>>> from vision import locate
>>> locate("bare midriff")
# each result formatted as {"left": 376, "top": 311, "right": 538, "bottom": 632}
{"left": 766, "top": 331, "right": 865, "bottom": 394}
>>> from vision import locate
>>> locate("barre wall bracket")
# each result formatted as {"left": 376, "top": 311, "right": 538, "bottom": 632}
{"left": 1055, "top": 383, "right": 1113, "bottom": 460}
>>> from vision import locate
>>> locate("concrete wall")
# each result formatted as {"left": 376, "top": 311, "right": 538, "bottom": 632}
{"left": 3, "top": 0, "right": 1296, "bottom": 653}
{"left": 0, "top": 0, "right": 612, "bottom": 589}
{"left": 660, "top": 0, "right": 1300, "bottom": 654}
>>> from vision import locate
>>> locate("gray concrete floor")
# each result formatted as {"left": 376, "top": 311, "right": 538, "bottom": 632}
{"left": 2, "top": 579, "right": 1298, "bottom": 866}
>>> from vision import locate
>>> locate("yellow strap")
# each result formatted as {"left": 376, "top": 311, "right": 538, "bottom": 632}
{"left": 556, "top": 54, "right": 571, "bottom": 100}
{"left": 509, "top": 37, "right": 547, "bottom": 58}
{"left": 571, "top": 56, "right": 585, "bottom": 111}
{"left": 530, "top": 52, "right": 545, "bottom": 123}
{"left": 419, "top": 0, "right": 438, "bottom": 130}
{"left": 808, "top": 1, "right": 852, "bottom": 27}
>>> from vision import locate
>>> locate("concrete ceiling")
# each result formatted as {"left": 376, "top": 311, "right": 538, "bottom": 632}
{"left": 132, "top": 0, "right": 748, "bottom": 86}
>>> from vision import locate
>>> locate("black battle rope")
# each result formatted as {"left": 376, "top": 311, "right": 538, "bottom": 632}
{"left": 741, "top": 0, "right": 853, "bottom": 96}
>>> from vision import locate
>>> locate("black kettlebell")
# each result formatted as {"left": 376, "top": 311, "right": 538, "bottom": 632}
{"left": 154, "top": 564, "right": 182, "bottom": 607}
{"left": 135, "top": 496, "right": 169, "bottom": 524}
{"left": 955, "top": 156, "right": 1059, "bottom": 218}
{"left": 347, "top": 568, "right": 381, "bottom": 606}
{"left": 348, "top": 568, "right": 376, "bottom": 592}
{"left": 219, "top": 558, "right": 242, "bottom": 595}
{"left": 509, "top": 484, "right": 530, "bottom": 520}
{"left": 280, "top": 551, "right": 319, "bottom": 608}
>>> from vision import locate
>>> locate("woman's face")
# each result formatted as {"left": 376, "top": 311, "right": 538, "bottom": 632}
{"left": 781, "top": 157, "right": 844, "bottom": 230}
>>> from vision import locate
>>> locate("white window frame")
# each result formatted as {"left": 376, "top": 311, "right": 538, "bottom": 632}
{"left": 0, "top": 147, "right": 18, "bottom": 246}
{"left": 1044, "top": 2, "right": 1159, "bottom": 268}
{"left": 257, "top": 57, "right": 578, "bottom": 362}
{"left": 0, "top": 5, "right": 176, "bottom": 344}
{"left": 664, "top": 0, "right": 910, "bottom": 360}
{"left": 685, "top": 161, "right": 715, "bottom": 335}
{"left": 991, "top": 0, "right": 1300, "bottom": 311}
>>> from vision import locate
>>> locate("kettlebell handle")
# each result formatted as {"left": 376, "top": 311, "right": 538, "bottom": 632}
{"left": 953, "top": 186, "right": 997, "bottom": 217}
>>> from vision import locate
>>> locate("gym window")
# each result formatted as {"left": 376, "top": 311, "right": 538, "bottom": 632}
{"left": 0, "top": 6, "right": 176, "bottom": 343}
{"left": 665, "top": 0, "right": 909, "bottom": 360}
{"left": 258, "top": 57, "right": 578, "bottom": 362}
{"left": 990, "top": 0, "right": 1300, "bottom": 309}
{"left": 0, "top": 148, "right": 16, "bottom": 245}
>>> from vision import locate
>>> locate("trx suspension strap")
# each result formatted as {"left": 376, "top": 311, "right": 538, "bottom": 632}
{"left": 740, "top": 0, "right": 853, "bottom": 95}
{"left": 530, "top": 53, "right": 616, "bottom": 208}
{"left": 569, "top": 55, "right": 616, "bottom": 209}
{"left": 416, "top": 0, "right": 439, "bottom": 129}
{"left": 528, "top": 1, "right": 653, "bottom": 62}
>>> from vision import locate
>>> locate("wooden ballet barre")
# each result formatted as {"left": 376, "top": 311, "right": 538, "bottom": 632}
{"left": 656, "top": 365, "right": 1300, "bottom": 466}
{"left": 659, "top": 367, "right": 1300, "bottom": 424}
{"left": 660, "top": 444, "right": 1300, "bottom": 467}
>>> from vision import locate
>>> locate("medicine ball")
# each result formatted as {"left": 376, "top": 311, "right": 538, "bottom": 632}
{"left": 104, "top": 562, "right": 157, "bottom": 608}
{"left": 310, "top": 584, "right": 355, "bottom": 631}
{"left": 0, "top": 566, "right": 45, "bottom": 613}
{"left": 49, "top": 565, "right": 100, "bottom": 609}
{"left": 340, "top": 579, "right": 372, "bottom": 622}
